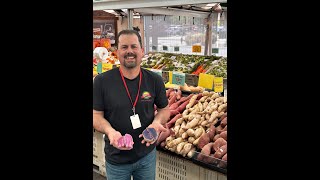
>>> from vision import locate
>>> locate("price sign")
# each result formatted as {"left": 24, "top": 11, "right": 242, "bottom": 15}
{"left": 192, "top": 45, "right": 201, "bottom": 53}
{"left": 198, "top": 73, "right": 214, "bottom": 89}
{"left": 150, "top": 69, "right": 162, "bottom": 77}
{"left": 212, "top": 48, "right": 219, "bottom": 54}
{"left": 97, "top": 62, "right": 102, "bottom": 74}
{"left": 102, "top": 63, "right": 113, "bottom": 72}
{"left": 213, "top": 77, "right": 223, "bottom": 92}
{"left": 171, "top": 72, "right": 185, "bottom": 86}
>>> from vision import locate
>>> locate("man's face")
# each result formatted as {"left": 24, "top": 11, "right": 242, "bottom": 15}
{"left": 117, "top": 34, "right": 144, "bottom": 69}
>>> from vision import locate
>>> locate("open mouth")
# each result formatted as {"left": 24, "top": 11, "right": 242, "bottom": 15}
{"left": 125, "top": 54, "right": 136, "bottom": 60}
{"left": 126, "top": 56, "right": 135, "bottom": 60}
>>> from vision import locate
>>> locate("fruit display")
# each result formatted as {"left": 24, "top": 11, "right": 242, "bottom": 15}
{"left": 93, "top": 47, "right": 119, "bottom": 77}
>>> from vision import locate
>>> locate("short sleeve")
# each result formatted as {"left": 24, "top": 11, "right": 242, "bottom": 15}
{"left": 154, "top": 74, "right": 168, "bottom": 109}
{"left": 93, "top": 74, "right": 105, "bottom": 111}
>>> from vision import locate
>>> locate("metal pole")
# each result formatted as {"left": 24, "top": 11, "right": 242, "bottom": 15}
{"left": 204, "top": 18, "right": 210, "bottom": 55}
{"left": 205, "top": 13, "right": 214, "bottom": 55}
{"left": 211, "top": 13, "right": 219, "bottom": 56}
{"left": 128, "top": 9, "right": 133, "bottom": 29}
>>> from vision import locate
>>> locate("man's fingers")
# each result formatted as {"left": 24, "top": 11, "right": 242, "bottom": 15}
{"left": 158, "top": 125, "right": 167, "bottom": 132}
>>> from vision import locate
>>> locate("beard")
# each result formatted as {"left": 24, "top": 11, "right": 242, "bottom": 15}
{"left": 123, "top": 53, "right": 137, "bottom": 69}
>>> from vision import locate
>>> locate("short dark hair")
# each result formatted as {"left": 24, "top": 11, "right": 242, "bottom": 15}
{"left": 116, "top": 29, "right": 142, "bottom": 48}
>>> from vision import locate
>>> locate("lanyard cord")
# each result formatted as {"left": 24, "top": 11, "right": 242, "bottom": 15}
{"left": 119, "top": 68, "right": 142, "bottom": 113}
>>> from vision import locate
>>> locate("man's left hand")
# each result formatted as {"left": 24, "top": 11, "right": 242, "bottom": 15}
{"left": 139, "top": 121, "right": 167, "bottom": 146}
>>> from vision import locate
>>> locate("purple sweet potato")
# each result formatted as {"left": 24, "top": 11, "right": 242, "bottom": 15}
{"left": 117, "top": 134, "right": 134, "bottom": 148}
{"left": 142, "top": 128, "right": 158, "bottom": 143}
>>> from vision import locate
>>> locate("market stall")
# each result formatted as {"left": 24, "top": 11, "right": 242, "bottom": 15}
{"left": 93, "top": 1, "right": 227, "bottom": 179}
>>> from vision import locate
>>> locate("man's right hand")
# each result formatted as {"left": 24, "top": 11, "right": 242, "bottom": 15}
{"left": 108, "top": 129, "right": 133, "bottom": 150}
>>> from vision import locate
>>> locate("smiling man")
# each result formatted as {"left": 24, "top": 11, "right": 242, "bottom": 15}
{"left": 93, "top": 29, "right": 170, "bottom": 180}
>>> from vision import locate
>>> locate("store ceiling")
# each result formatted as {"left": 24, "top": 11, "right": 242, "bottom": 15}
{"left": 93, "top": 0, "right": 227, "bottom": 17}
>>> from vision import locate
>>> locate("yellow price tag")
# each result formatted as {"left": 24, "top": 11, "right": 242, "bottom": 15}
{"left": 102, "top": 63, "right": 113, "bottom": 72}
{"left": 213, "top": 77, "right": 224, "bottom": 92}
{"left": 198, "top": 73, "right": 214, "bottom": 89}
{"left": 169, "top": 71, "right": 173, "bottom": 84}
{"left": 192, "top": 45, "right": 201, "bottom": 53}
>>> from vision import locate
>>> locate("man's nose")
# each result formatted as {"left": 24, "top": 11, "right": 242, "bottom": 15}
{"left": 126, "top": 46, "right": 134, "bottom": 53}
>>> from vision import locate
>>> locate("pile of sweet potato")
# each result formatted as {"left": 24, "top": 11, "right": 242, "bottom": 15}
{"left": 197, "top": 113, "right": 227, "bottom": 168}
{"left": 157, "top": 89, "right": 227, "bottom": 162}
{"left": 156, "top": 88, "right": 193, "bottom": 147}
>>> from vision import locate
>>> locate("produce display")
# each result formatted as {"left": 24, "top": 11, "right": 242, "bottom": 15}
{"left": 165, "top": 82, "right": 205, "bottom": 93}
{"left": 92, "top": 50, "right": 228, "bottom": 171}
{"left": 141, "top": 52, "right": 227, "bottom": 78}
{"left": 93, "top": 47, "right": 119, "bottom": 78}
{"left": 155, "top": 88, "right": 227, "bottom": 171}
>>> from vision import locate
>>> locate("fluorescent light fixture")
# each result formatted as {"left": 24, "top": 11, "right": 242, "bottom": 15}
{"left": 104, "top": 10, "right": 115, "bottom": 14}
{"left": 201, "top": 6, "right": 212, "bottom": 9}
{"left": 206, "top": 3, "right": 217, "bottom": 7}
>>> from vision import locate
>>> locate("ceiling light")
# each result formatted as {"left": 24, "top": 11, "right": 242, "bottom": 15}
{"left": 201, "top": 6, "right": 212, "bottom": 10}
{"left": 104, "top": 10, "right": 115, "bottom": 13}
{"left": 206, "top": 3, "right": 217, "bottom": 7}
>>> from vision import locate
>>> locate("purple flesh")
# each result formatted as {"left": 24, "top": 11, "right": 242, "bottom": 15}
{"left": 142, "top": 128, "right": 158, "bottom": 142}
{"left": 117, "top": 134, "right": 133, "bottom": 148}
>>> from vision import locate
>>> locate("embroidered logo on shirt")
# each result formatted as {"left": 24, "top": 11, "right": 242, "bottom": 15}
{"left": 141, "top": 91, "right": 151, "bottom": 100}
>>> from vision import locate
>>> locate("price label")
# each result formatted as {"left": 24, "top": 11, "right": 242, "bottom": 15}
{"left": 171, "top": 72, "right": 185, "bottom": 86}
{"left": 198, "top": 73, "right": 214, "bottom": 89}
{"left": 213, "top": 77, "right": 223, "bottom": 92}
{"left": 102, "top": 63, "right": 113, "bottom": 72}
{"left": 212, "top": 48, "right": 219, "bottom": 54}
{"left": 192, "top": 45, "right": 201, "bottom": 53}
{"left": 97, "top": 62, "right": 102, "bottom": 74}
{"left": 150, "top": 69, "right": 162, "bottom": 77}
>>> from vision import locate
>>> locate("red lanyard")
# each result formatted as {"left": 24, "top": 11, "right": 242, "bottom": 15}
{"left": 119, "top": 68, "right": 142, "bottom": 115}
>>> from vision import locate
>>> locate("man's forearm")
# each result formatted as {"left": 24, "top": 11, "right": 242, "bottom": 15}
{"left": 93, "top": 114, "right": 115, "bottom": 136}
{"left": 153, "top": 106, "right": 170, "bottom": 125}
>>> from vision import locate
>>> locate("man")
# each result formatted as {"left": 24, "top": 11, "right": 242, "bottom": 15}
{"left": 93, "top": 29, "right": 170, "bottom": 180}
